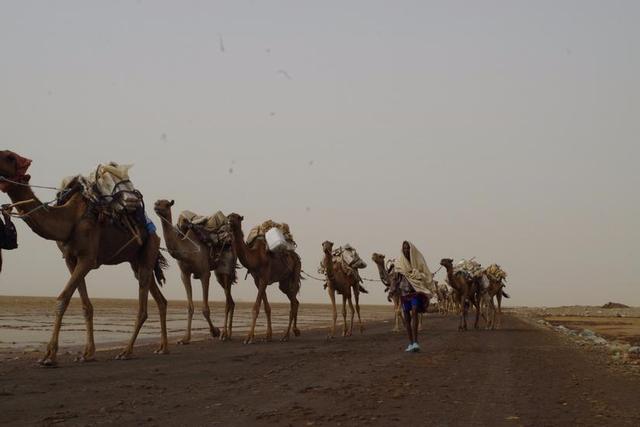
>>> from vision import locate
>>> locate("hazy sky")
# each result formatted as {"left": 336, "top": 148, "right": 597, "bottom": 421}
{"left": 1, "top": 1, "right": 638, "bottom": 307}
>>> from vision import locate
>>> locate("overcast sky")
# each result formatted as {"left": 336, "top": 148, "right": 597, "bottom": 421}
{"left": 1, "top": 1, "right": 638, "bottom": 307}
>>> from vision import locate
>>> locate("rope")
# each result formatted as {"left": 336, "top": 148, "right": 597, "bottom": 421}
{"left": 157, "top": 215, "right": 201, "bottom": 253}
{"left": 301, "top": 269, "right": 382, "bottom": 284}
{"left": 301, "top": 270, "right": 326, "bottom": 282}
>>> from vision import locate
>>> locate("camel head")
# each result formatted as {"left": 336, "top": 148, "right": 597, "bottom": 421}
{"left": 440, "top": 258, "right": 454, "bottom": 268}
{"left": 153, "top": 199, "right": 174, "bottom": 219}
{"left": 227, "top": 213, "right": 244, "bottom": 231}
{"left": 322, "top": 240, "right": 334, "bottom": 255}
{"left": 371, "top": 253, "right": 386, "bottom": 266}
{"left": 0, "top": 151, "right": 32, "bottom": 192}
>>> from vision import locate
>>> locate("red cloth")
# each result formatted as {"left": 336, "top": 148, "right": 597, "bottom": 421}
{"left": 0, "top": 151, "right": 32, "bottom": 192}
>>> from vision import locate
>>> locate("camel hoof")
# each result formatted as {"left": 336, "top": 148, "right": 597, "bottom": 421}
{"left": 280, "top": 335, "right": 290, "bottom": 342}
{"left": 74, "top": 355, "right": 96, "bottom": 363}
{"left": 220, "top": 333, "right": 232, "bottom": 342}
{"left": 38, "top": 358, "right": 57, "bottom": 368}
{"left": 115, "top": 352, "right": 133, "bottom": 360}
{"left": 243, "top": 337, "right": 255, "bottom": 345}
{"left": 154, "top": 347, "right": 169, "bottom": 355}
{"left": 210, "top": 327, "right": 221, "bottom": 338}
{"left": 177, "top": 339, "right": 191, "bottom": 345}
{"left": 293, "top": 328, "right": 301, "bottom": 337}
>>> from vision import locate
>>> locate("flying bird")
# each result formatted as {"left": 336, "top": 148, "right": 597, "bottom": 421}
{"left": 218, "top": 34, "right": 225, "bottom": 53}
{"left": 277, "top": 69, "right": 292, "bottom": 80}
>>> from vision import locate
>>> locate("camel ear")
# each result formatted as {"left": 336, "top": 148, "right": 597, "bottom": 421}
{"left": 169, "top": 200, "right": 175, "bottom": 206}
{"left": 240, "top": 215, "right": 244, "bottom": 221}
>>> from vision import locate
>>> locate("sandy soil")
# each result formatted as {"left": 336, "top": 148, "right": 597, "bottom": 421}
{"left": 508, "top": 306, "right": 640, "bottom": 346}
{"left": 1, "top": 314, "right": 640, "bottom": 426}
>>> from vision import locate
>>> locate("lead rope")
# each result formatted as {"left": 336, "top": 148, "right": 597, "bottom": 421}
{"left": 157, "top": 215, "right": 201, "bottom": 254}
{"left": 0, "top": 176, "right": 73, "bottom": 219}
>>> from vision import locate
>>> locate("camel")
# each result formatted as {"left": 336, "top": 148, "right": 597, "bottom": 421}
{"left": 371, "top": 252, "right": 402, "bottom": 332}
{"left": 440, "top": 258, "right": 482, "bottom": 331}
{"left": 154, "top": 200, "right": 237, "bottom": 343}
{"left": 227, "top": 213, "right": 301, "bottom": 344}
{"left": 481, "top": 267, "right": 510, "bottom": 329}
{"left": 0, "top": 150, "right": 169, "bottom": 366}
{"left": 321, "top": 241, "right": 366, "bottom": 337}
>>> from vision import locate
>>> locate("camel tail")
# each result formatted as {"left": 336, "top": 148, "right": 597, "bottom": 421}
{"left": 502, "top": 290, "right": 510, "bottom": 299}
{"left": 154, "top": 252, "right": 169, "bottom": 287}
{"left": 358, "top": 284, "right": 369, "bottom": 294}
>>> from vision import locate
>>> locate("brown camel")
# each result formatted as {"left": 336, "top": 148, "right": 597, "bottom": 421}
{"left": 371, "top": 252, "right": 402, "bottom": 332}
{"left": 154, "top": 200, "right": 237, "bottom": 343}
{"left": 481, "top": 268, "right": 510, "bottom": 329}
{"left": 0, "top": 150, "right": 169, "bottom": 366}
{"left": 227, "top": 213, "right": 301, "bottom": 344}
{"left": 440, "top": 258, "right": 481, "bottom": 331}
{"left": 321, "top": 241, "right": 365, "bottom": 337}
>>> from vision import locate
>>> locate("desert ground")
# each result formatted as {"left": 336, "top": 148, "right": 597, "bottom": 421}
{"left": 1, "top": 299, "right": 640, "bottom": 426}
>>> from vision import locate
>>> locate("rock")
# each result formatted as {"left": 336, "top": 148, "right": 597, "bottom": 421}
{"left": 629, "top": 346, "right": 640, "bottom": 356}
{"left": 580, "top": 329, "right": 596, "bottom": 338}
{"left": 591, "top": 337, "right": 608, "bottom": 345}
{"left": 602, "top": 302, "right": 629, "bottom": 309}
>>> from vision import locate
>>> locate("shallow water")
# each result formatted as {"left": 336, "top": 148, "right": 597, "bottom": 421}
{"left": 0, "top": 296, "right": 393, "bottom": 353}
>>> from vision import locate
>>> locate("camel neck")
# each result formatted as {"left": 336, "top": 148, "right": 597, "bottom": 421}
{"left": 444, "top": 265, "right": 459, "bottom": 291}
{"left": 374, "top": 261, "right": 389, "bottom": 285}
{"left": 158, "top": 211, "right": 186, "bottom": 259}
{"left": 6, "top": 183, "right": 79, "bottom": 241}
{"left": 323, "top": 251, "right": 335, "bottom": 283}
{"left": 230, "top": 224, "right": 259, "bottom": 270}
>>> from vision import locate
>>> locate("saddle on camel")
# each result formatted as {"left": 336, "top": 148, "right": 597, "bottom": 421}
{"left": 177, "top": 209, "right": 235, "bottom": 273}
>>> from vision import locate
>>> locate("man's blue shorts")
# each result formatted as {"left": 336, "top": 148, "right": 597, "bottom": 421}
{"left": 402, "top": 293, "right": 428, "bottom": 315}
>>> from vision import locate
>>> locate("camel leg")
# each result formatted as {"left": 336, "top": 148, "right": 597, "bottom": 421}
{"left": 178, "top": 270, "right": 194, "bottom": 345}
{"left": 354, "top": 288, "right": 364, "bottom": 334}
{"left": 292, "top": 293, "right": 301, "bottom": 337}
{"left": 219, "top": 274, "right": 235, "bottom": 341}
{"left": 489, "top": 297, "right": 497, "bottom": 330}
{"left": 346, "top": 297, "right": 355, "bottom": 337}
{"left": 149, "top": 279, "right": 169, "bottom": 354}
{"left": 40, "top": 259, "right": 92, "bottom": 367}
{"left": 328, "top": 288, "right": 337, "bottom": 338}
{"left": 474, "top": 298, "right": 481, "bottom": 330}
{"left": 393, "top": 297, "right": 401, "bottom": 332}
{"left": 281, "top": 287, "right": 300, "bottom": 342}
{"left": 76, "top": 283, "right": 96, "bottom": 362}
{"left": 201, "top": 272, "right": 221, "bottom": 339}
{"left": 341, "top": 295, "right": 349, "bottom": 337}
{"left": 262, "top": 290, "right": 273, "bottom": 342}
{"left": 460, "top": 298, "right": 468, "bottom": 331}
{"left": 496, "top": 292, "right": 503, "bottom": 329}
{"left": 116, "top": 268, "right": 152, "bottom": 360}
{"left": 64, "top": 257, "right": 96, "bottom": 363}
{"left": 245, "top": 281, "right": 266, "bottom": 344}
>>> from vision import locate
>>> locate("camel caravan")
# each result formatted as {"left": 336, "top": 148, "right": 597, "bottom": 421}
{"left": 0, "top": 150, "right": 511, "bottom": 364}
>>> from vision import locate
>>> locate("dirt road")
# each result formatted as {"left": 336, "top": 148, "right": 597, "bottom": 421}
{"left": 2, "top": 315, "right": 639, "bottom": 426}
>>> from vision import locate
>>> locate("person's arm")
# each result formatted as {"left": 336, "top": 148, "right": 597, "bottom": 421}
{"left": 1, "top": 209, "right": 17, "bottom": 250}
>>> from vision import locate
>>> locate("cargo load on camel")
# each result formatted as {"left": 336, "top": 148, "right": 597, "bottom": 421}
{"left": 176, "top": 209, "right": 235, "bottom": 269}
{"left": 454, "top": 258, "right": 484, "bottom": 280}
{"left": 56, "top": 162, "right": 156, "bottom": 244}
{"left": 484, "top": 264, "right": 507, "bottom": 283}
{"left": 177, "top": 210, "right": 232, "bottom": 248}
{"left": 246, "top": 219, "right": 296, "bottom": 252}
